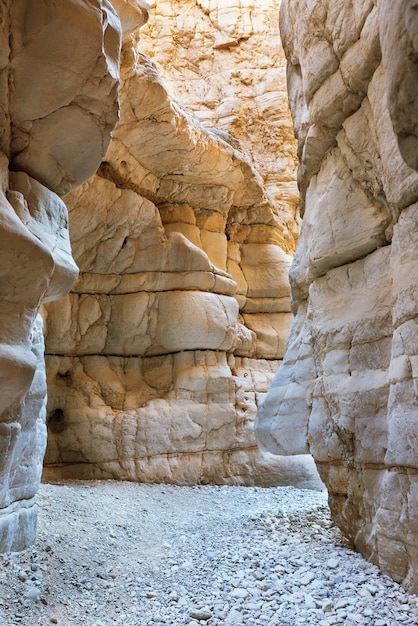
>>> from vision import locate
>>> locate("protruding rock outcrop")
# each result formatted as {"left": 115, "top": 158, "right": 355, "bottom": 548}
{"left": 0, "top": 0, "right": 121, "bottom": 551}
{"left": 42, "top": 6, "right": 321, "bottom": 489}
{"left": 257, "top": 0, "right": 418, "bottom": 592}
{"left": 139, "top": 0, "right": 299, "bottom": 253}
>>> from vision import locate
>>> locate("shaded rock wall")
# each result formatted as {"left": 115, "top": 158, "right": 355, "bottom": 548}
{"left": 0, "top": 0, "right": 120, "bottom": 551}
{"left": 257, "top": 0, "right": 418, "bottom": 591}
{"left": 42, "top": 3, "right": 321, "bottom": 489}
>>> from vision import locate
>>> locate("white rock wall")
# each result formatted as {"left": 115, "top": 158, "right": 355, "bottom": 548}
{"left": 257, "top": 0, "right": 418, "bottom": 592}
{"left": 0, "top": 0, "right": 121, "bottom": 551}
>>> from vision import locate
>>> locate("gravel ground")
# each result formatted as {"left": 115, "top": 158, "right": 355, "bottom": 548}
{"left": 0, "top": 481, "right": 417, "bottom": 626}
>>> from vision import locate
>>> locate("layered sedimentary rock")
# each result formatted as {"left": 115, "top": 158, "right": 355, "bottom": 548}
{"left": 0, "top": 0, "right": 120, "bottom": 551}
{"left": 257, "top": 0, "right": 418, "bottom": 591}
{"left": 42, "top": 8, "right": 321, "bottom": 489}
{"left": 139, "top": 0, "right": 299, "bottom": 253}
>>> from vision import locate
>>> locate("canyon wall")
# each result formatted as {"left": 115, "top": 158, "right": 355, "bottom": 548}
{"left": 138, "top": 0, "right": 300, "bottom": 254}
{"left": 0, "top": 0, "right": 121, "bottom": 551}
{"left": 257, "top": 0, "right": 418, "bottom": 592}
{"left": 42, "top": 1, "right": 321, "bottom": 488}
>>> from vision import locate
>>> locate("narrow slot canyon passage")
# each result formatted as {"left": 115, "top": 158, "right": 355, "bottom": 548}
{"left": 2, "top": 2, "right": 418, "bottom": 625}
{"left": 0, "top": 481, "right": 417, "bottom": 626}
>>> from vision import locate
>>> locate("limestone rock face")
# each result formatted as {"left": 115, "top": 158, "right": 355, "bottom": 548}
{"left": 9, "top": 0, "right": 121, "bottom": 196}
{"left": 139, "top": 0, "right": 299, "bottom": 253}
{"left": 111, "top": 0, "right": 150, "bottom": 37}
{"left": 378, "top": 0, "right": 418, "bottom": 172}
{"left": 0, "top": 1, "right": 121, "bottom": 551}
{"left": 257, "top": 0, "right": 418, "bottom": 591}
{"left": 43, "top": 14, "right": 321, "bottom": 489}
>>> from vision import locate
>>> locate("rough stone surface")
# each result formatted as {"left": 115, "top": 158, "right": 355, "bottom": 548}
{"left": 42, "top": 7, "right": 319, "bottom": 489}
{"left": 378, "top": 0, "right": 418, "bottom": 172}
{"left": 9, "top": 0, "right": 121, "bottom": 196}
{"left": 257, "top": 0, "right": 418, "bottom": 593}
{"left": 111, "top": 0, "right": 150, "bottom": 38}
{"left": 1, "top": 481, "right": 418, "bottom": 626}
{"left": 139, "top": 0, "right": 299, "bottom": 254}
{"left": 0, "top": 0, "right": 121, "bottom": 551}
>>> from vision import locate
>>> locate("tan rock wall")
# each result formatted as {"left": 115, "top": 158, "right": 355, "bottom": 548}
{"left": 42, "top": 5, "right": 321, "bottom": 489}
{"left": 0, "top": 0, "right": 121, "bottom": 551}
{"left": 256, "top": 0, "right": 418, "bottom": 592}
{"left": 138, "top": 0, "right": 299, "bottom": 253}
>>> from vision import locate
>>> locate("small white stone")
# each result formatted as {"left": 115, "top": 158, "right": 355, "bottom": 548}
{"left": 300, "top": 572, "right": 316, "bottom": 585}
{"left": 304, "top": 594, "right": 316, "bottom": 609}
{"left": 231, "top": 588, "right": 249, "bottom": 599}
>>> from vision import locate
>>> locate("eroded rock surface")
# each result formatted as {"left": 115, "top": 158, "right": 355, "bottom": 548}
{"left": 0, "top": 0, "right": 120, "bottom": 550}
{"left": 139, "top": 0, "right": 299, "bottom": 253}
{"left": 42, "top": 10, "right": 321, "bottom": 489}
{"left": 257, "top": 0, "right": 418, "bottom": 592}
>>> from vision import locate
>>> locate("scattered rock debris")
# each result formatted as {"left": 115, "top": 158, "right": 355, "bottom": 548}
{"left": 0, "top": 481, "right": 417, "bottom": 626}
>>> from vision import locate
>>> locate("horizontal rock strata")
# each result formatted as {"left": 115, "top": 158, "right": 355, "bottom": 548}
{"left": 43, "top": 11, "right": 321, "bottom": 489}
{"left": 138, "top": 0, "right": 299, "bottom": 253}
{"left": 257, "top": 0, "right": 418, "bottom": 592}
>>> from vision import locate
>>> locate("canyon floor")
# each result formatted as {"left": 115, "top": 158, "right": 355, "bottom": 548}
{"left": 0, "top": 481, "right": 417, "bottom": 626}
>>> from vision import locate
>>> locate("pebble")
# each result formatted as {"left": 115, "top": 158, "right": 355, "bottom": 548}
{"left": 0, "top": 483, "right": 417, "bottom": 626}
{"left": 25, "top": 586, "right": 42, "bottom": 601}
{"left": 188, "top": 607, "right": 212, "bottom": 620}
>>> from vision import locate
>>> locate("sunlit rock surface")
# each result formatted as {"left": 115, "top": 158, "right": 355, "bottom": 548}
{"left": 0, "top": 0, "right": 121, "bottom": 550}
{"left": 139, "top": 0, "right": 299, "bottom": 254}
{"left": 42, "top": 5, "right": 321, "bottom": 489}
{"left": 257, "top": 0, "right": 418, "bottom": 592}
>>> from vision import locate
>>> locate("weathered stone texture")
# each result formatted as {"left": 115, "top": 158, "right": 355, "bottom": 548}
{"left": 9, "top": 0, "right": 121, "bottom": 196}
{"left": 138, "top": 0, "right": 299, "bottom": 253}
{"left": 42, "top": 6, "right": 320, "bottom": 489}
{"left": 257, "top": 0, "right": 418, "bottom": 591}
{"left": 378, "top": 0, "right": 418, "bottom": 173}
{"left": 0, "top": 0, "right": 121, "bottom": 551}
